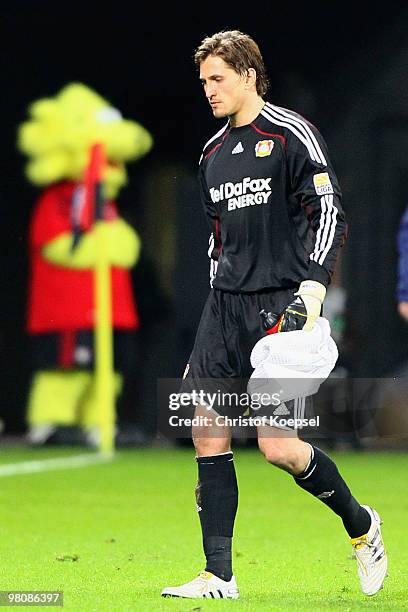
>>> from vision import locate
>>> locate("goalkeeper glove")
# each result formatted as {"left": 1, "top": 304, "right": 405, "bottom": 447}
{"left": 260, "top": 280, "right": 326, "bottom": 334}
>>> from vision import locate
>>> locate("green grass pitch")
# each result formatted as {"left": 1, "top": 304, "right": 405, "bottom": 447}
{"left": 0, "top": 447, "right": 407, "bottom": 610}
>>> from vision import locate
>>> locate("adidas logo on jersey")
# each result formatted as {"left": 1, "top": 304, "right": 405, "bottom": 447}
{"left": 231, "top": 141, "right": 244, "bottom": 154}
{"left": 210, "top": 176, "right": 272, "bottom": 211}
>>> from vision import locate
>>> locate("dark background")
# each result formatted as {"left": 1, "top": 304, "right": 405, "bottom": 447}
{"left": 2, "top": 2, "right": 408, "bottom": 432}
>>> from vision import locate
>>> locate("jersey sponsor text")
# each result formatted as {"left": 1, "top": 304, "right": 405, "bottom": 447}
{"left": 210, "top": 176, "right": 272, "bottom": 211}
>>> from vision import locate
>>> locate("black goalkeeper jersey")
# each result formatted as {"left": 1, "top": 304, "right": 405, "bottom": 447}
{"left": 198, "top": 102, "right": 347, "bottom": 293}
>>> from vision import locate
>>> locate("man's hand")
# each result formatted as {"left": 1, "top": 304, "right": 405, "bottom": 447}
{"left": 260, "top": 280, "right": 326, "bottom": 333}
{"left": 293, "top": 280, "right": 326, "bottom": 331}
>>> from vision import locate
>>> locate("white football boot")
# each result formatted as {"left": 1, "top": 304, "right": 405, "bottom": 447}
{"left": 161, "top": 570, "right": 239, "bottom": 599}
{"left": 350, "top": 505, "right": 388, "bottom": 596}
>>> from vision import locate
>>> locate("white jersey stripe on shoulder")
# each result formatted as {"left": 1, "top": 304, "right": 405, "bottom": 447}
{"left": 202, "top": 122, "right": 229, "bottom": 152}
{"left": 274, "top": 104, "right": 327, "bottom": 166}
{"left": 267, "top": 103, "right": 327, "bottom": 166}
{"left": 199, "top": 122, "right": 229, "bottom": 165}
{"left": 261, "top": 108, "right": 318, "bottom": 163}
{"left": 318, "top": 195, "right": 338, "bottom": 265}
{"left": 264, "top": 104, "right": 324, "bottom": 164}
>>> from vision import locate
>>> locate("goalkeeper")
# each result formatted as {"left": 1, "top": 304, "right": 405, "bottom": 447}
{"left": 162, "top": 30, "right": 387, "bottom": 600}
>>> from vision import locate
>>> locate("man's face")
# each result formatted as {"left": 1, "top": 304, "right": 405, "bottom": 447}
{"left": 199, "top": 55, "right": 247, "bottom": 119}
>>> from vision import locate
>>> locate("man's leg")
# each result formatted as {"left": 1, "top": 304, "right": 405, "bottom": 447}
{"left": 257, "top": 427, "right": 370, "bottom": 536}
{"left": 193, "top": 405, "right": 237, "bottom": 582}
{"left": 161, "top": 405, "right": 240, "bottom": 599}
{"left": 257, "top": 426, "right": 387, "bottom": 595}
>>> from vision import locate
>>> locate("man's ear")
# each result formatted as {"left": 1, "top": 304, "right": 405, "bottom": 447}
{"left": 245, "top": 67, "right": 257, "bottom": 89}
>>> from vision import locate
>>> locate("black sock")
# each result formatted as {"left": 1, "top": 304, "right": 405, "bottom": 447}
{"left": 293, "top": 446, "right": 371, "bottom": 538}
{"left": 196, "top": 452, "right": 238, "bottom": 581}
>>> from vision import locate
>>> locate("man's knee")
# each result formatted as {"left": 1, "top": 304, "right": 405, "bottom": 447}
{"left": 192, "top": 418, "right": 231, "bottom": 456}
{"left": 258, "top": 435, "right": 310, "bottom": 473}
{"left": 193, "top": 431, "right": 231, "bottom": 457}
{"left": 258, "top": 438, "right": 287, "bottom": 467}
{"left": 192, "top": 406, "right": 231, "bottom": 457}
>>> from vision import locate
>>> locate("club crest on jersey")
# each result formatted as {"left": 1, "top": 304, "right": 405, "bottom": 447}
{"left": 255, "top": 140, "right": 274, "bottom": 157}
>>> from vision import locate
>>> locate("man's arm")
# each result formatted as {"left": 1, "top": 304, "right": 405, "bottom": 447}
{"left": 286, "top": 124, "right": 347, "bottom": 286}
{"left": 198, "top": 162, "right": 221, "bottom": 287}
{"left": 283, "top": 123, "right": 347, "bottom": 330}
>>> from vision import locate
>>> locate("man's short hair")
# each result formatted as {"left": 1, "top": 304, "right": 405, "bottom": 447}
{"left": 194, "top": 30, "right": 269, "bottom": 97}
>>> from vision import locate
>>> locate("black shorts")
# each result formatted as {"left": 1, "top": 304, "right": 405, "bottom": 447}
{"left": 182, "top": 287, "right": 298, "bottom": 418}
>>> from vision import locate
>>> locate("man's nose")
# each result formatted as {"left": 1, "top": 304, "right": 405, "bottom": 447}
{"left": 206, "top": 84, "right": 216, "bottom": 98}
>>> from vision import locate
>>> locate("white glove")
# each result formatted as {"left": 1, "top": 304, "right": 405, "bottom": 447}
{"left": 293, "top": 280, "right": 326, "bottom": 331}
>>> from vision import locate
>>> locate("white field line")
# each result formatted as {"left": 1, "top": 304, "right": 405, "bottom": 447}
{"left": 0, "top": 453, "right": 113, "bottom": 477}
